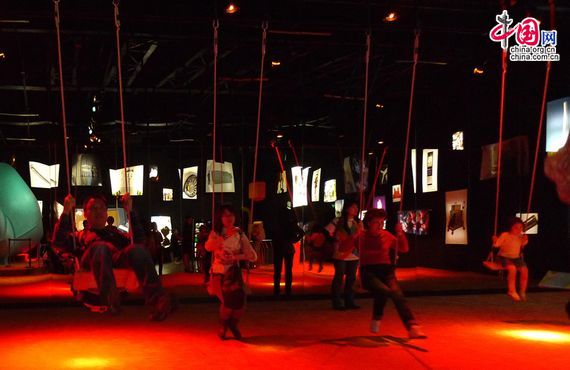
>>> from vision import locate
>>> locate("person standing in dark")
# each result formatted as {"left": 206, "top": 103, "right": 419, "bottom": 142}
{"left": 182, "top": 217, "right": 195, "bottom": 273}
{"left": 271, "top": 207, "right": 304, "bottom": 297}
{"left": 105, "top": 216, "right": 118, "bottom": 232}
{"left": 149, "top": 222, "right": 163, "bottom": 275}
{"left": 170, "top": 228, "right": 182, "bottom": 264}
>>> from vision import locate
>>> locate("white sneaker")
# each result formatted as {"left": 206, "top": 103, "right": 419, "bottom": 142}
{"left": 370, "top": 320, "right": 380, "bottom": 333}
{"left": 408, "top": 325, "right": 427, "bottom": 339}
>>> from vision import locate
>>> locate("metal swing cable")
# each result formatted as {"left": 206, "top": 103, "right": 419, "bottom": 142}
{"left": 248, "top": 21, "right": 268, "bottom": 238}
{"left": 113, "top": 0, "right": 133, "bottom": 244}
{"left": 395, "top": 29, "right": 420, "bottom": 264}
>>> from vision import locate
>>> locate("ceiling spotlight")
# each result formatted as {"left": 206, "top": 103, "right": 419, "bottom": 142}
{"left": 0, "top": 52, "right": 5, "bottom": 59}
{"left": 276, "top": 133, "right": 284, "bottom": 139}
{"left": 368, "top": 152, "right": 374, "bottom": 156}
{"left": 225, "top": 2, "right": 239, "bottom": 14}
{"left": 375, "top": 103, "right": 385, "bottom": 109}
{"left": 473, "top": 67, "right": 485, "bottom": 75}
{"left": 378, "top": 140, "right": 384, "bottom": 145}
{"left": 383, "top": 11, "right": 399, "bottom": 23}
{"left": 271, "top": 60, "right": 281, "bottom": 67}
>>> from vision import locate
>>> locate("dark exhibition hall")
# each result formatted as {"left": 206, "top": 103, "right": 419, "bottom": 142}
{"left": 1, "top": 0, "right": 569, "bottom": 369}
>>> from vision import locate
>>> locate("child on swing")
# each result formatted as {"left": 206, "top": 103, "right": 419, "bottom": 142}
{"left": 492, "top": 217, "right": 529, "bottom": 301}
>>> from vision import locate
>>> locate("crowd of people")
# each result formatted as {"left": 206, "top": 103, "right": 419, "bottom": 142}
{"left": 52, "top": 190, "right": 563, "bottom": 340}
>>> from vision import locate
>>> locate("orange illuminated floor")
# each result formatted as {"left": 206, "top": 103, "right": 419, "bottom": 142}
{"left": 0, "top": 261, "right": 534, "bottom": 305}
{"left": 1, "top": 292, "right": 569, "bottom": 369}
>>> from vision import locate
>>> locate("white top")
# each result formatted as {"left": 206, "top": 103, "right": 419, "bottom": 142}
{"left": 205, "top": 227, "right": 257, "bottom": 274}
{"left": 494, "top": 232, "right": 528, "bottom": 259}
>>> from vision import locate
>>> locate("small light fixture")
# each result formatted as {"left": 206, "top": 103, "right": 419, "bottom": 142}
{"left": 92, "top": 106, "right": 97, "bottom": 112}
{"left": 271, "top": 60, "right": 281, "bottom": 67}
{"left": 473, "top": 67, "right": 485, "bottom": 75}
{"left": 0, "top": 52, "right": 6, "bottom": 59}
{"left": 276, "top": 133, "right": 284, "bottom": 139}
{"left": 378, "top": 140, "right": 384, "bottom": 145}
{"left": 225, "top": 2, "right": 239, "bottom": 14}
{"left": 383, "top": 11, "right": 399, "bottom": 23}
{"left": 368, "top": 152, "right": 374, "bottom": 156}
{"left": 375, "top": 103, "right": 385, "bottom": 109}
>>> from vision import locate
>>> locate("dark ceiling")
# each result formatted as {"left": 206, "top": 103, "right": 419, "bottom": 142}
{"left": 1, "top": 0, "right": 569, "bottom": 150}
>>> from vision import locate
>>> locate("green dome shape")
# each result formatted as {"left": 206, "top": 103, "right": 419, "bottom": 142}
{"left": 0, "top": 163, "right": 44, "bottom": 257}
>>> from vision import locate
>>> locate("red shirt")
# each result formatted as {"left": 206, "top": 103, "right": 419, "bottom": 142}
{"left": 357, "top": 230, "right": 407, "bottom": 266}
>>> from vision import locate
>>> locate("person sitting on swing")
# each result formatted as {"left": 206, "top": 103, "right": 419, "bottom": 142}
{"left": 492, "top": 217, "right": 529, "bottom": 302}
{"left": 52, "top": 193, "right": 177, "bottom": 320}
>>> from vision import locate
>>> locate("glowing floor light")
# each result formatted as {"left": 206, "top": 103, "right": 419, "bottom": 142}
{"left": 500, "top": 329, "right": 570, "bottom": 343}
{"left": 65, "top": 357, "right": 113, "bottom": 368}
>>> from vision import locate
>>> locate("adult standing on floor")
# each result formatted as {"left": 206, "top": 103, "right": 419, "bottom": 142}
{"left": 270, "top": 206, "right": 304, "bottom": 297}
{"left": 206, "top": 205, "right": 257, "bottom": 340}
{"left": 326, "top": 201, "right": 362, "bottom": 310}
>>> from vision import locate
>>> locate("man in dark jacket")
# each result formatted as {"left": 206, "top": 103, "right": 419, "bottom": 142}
{"left": 271, "top": 207, "right": 304, "bottom": 297}
{"left": 52, "top": 193, "right": 176, "bottom": 321}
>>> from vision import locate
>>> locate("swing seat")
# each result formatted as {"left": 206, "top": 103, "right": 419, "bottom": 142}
{"left": 72, "top": 269, "right": 140, "bottom": 293}
{"left": 482, "top": 260, "right": 505, "bottom": 271}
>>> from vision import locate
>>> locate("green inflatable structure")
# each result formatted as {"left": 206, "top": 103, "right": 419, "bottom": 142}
{"left": 0, "top": 163, "right": 44, "bottom": 260}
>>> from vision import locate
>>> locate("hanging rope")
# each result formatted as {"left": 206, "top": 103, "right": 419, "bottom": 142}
{"left": 526, "top": 61, "right": 551, "bottom": 214}
{"left": 399, "top": 29, "right": 420, "bottom": 215}
{"left": 493, "top": 50, "right": 508, "bottom": 236}
{"left": 359, "top": 31, "right": 371, "bottom": 213}
{"left": 211, "top": 19, "right": 219, "bottom": 229}
{"left": 53, "top": 0, "right": 78, "bottom": 255}
{"left": 53, "top": 0, "right": 71, "bottom": 195}
{"left": 113, "top": 0, "right": 133, "bottom": 244}
{"left": 248, "top": 21, "right": 268, "bottom": 237}
{"left": 394, "top": 29, "right": 420, "bottom": 264}
{"left": 527, "top": 1, "right": 555, "bottom": 214}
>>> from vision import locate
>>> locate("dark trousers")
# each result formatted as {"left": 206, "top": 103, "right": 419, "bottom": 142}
{"left": 331, "top": 259, "right": 359, "bottom": 307}
{"left": 274, "top": 252, "right": 294, "bottom": 295}
{"left": 360, "top": 264, "right": 417, "bottom": 329}
{"left": 81, "top": 243, "right": 164, "bottom": 306}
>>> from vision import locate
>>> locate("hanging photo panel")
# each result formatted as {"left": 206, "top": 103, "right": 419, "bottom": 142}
{"left": 323, "top": 179, "right": 337, "bottom": 202}
{"left": 311, "top": 168, "right": 321, "bottom": 202}
{"left": 182, "top": 166, "right": 198, "bottom": 199}
{"left": 205, "top": 160, "right": 235, "bottom": 193}
{"left": 379, "top": 164, "right": 388, "bottom": 185}
{"left": 445, "top": 189, "right": 468, "bottom": 245}
{"left": 71, "top": 154, "right": 102, "bottom": 186}
{"left": 343, "top": 155, "right": 368, "bottom": 194}
{"left": 277, "top": 171, "right": 287, "bottom": 194}
{"left": 373, "top": 195, "right": 386, "bottom": 210}
{"left": 334, "top": 199, "right": 344, "bottom": 218}
{"left": 291, "top": 166, "right": 310, "bottom": 208}
{"left": 392, "top": 184, "right": 401, "bottom": 203}
{"left": 163, "top": 188, "right": 174, "bottom": 202}
{"left": 151, "top": 216, "right": 172, "bottom": 246}
{"left": 480, "top": 136, "right": 529, "bottom": 180}
{"left": 515, "top": 213, "right": 539, "bottom": 235}
{"left": 422, "top": 149, "right": 438, "bottom": 193}
{"left": 109, "top": 165, "right": 144, "bottom": 196}
{"left": 452, "top": 131, "right": 464, "bottom": 150}
{"left": 398, "top": 210, "right": 430, "bottom": 235}
{"left": 149, "top": 165, "right": 159, "bottom": 181}
{"left": 29, "top": 161, "right": 59, "bottom": 189}
{"left": 546, "top": 97, "right": 570, "bottom": 153}
{"left": 411, "top": 149, "right": 417, "bottom": 194}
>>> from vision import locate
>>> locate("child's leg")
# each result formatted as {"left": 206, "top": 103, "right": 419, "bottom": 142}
{"left": 506, "top": 265, "right": 517, "bottom": 293}
{"left": 518, "top": 265, "right": 528, "bottom": 297}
